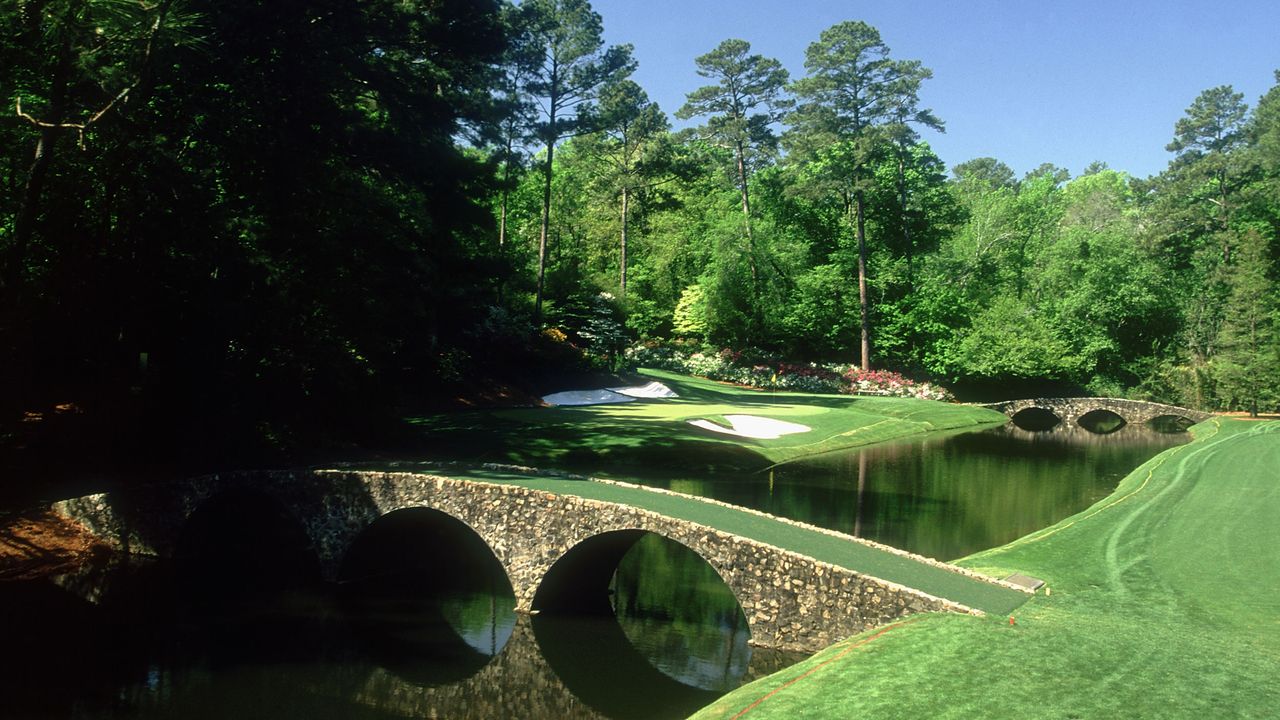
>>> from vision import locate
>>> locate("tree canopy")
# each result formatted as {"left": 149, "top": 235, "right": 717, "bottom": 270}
{"left": 4, "top": 6, "right": 1278, "bottom": 471}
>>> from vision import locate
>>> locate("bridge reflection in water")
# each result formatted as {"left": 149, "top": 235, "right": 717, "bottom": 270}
{"left": 4, "top": 532, "right": 799, "bottom": 720}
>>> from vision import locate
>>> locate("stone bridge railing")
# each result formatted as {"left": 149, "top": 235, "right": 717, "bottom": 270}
{"left": 979, "top": 397, "right": 1212, "bottom": 428}
{"left": 54, "top": 469, "right": 995, "bottom": 653}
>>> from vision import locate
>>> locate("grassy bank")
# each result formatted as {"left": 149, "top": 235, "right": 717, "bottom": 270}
{"left": 407, "top": 368, "right": 1007, "bottom": 474}
{"left": 692, "top": 418, "right": 1280, "bottom": 719}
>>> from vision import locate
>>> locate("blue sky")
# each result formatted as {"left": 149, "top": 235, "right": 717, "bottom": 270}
{"left": 590, "top": 0, "right": 1279, "bottom": 179}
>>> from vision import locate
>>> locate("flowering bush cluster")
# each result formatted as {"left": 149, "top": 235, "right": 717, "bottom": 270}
{"left": 624, "top": 342, "right": 954, "bottom": 400}
{"left": 843, "top": 368, "right": 954, "bottom": 401}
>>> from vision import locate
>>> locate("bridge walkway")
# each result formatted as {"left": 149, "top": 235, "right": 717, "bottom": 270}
{"left": 420, "top": 467, "right": 1031, "bottom": 616}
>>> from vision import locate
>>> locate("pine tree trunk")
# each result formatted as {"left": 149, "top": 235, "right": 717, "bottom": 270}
{"left": 855, "top": 190, "right": 871, "bottom": 371}
{"left": 499, "top": 136, "right": 512, "bottom": 249}
{"left": 736, "top": 141, "right": 761, "bottom": 328}
{"left": 535, "top": 139, "right": 554, "bottom": 324}
{"left": 896, "top": 145, "right": 913, "bottom": 284}
{"left": 619, "top": 185, "right": 629, "bottom": 298}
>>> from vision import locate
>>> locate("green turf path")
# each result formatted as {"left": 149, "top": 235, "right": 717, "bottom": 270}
{"left": 440, "top": 467, "right": 1029, "bottom": 616}
{"left": 691, "top": 418, "right": 1280, "bottom": 719}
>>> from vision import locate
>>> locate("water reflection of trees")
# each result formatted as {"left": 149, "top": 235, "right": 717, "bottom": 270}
{"left": 654, "top": 424, "right": 1188, "bottom": 561}
{"left": 610, "top": 533, "right": 752, "bottom": 692}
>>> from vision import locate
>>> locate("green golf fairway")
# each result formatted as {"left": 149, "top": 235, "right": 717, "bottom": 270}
{"left": 408, "top": 369, "right": 1007, "bottom": 471}
{"left": 692, "top": 418, "right": 1280, "bottom": 719}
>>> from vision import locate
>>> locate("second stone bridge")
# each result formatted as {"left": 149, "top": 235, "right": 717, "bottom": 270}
{"left": 55, "top": 466, "right": 1030, "bottom": 653}
{"left": 980, "top": 397, "right": 1212, "bottom": 429}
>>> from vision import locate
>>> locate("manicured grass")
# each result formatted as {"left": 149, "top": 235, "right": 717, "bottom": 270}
{"left": 691, "top": 418, "right": 1280, "bottom": 719}
{"left": 407, "top": 368, "right": 1007, "bottom": 473}
{"left": 440, "top": 467, "right": 1029, "bottom": 616}
{"left": 397, "top": 371, "right": 1022, "bottom": 614}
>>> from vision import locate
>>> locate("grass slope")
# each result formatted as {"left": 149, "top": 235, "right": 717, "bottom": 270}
{"left": 408, "top": 369, "right": 1006, "bottom": 473}
{"left": 691, "top": 418, "right": 1280, "bottom": 719}
{"left": 440, "top": 468, "right": 1028, "bottom": 616}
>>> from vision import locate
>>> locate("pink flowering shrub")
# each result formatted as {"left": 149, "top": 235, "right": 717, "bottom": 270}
{"left": 843, "top": 368, "right": 954, "bottom": 401}
{"left": 626, "top": 342, "right": 957, "bottom": 401}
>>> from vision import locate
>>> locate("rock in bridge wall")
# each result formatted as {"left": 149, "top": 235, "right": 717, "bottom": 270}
{"left": 56, "top": 469, "right": 978, "bottom": 653}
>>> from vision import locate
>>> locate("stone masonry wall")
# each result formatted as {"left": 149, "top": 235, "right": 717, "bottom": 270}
{"left": 56, "top": 469, "right": 985, "bottom": 654}
{"left": 981, "top": 397, "right": 1212, "bottom": 428}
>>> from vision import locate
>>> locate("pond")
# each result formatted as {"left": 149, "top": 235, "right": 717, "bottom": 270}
{"left": 0, "top": 421, "right": 1186, "bottom": 719}
{"left": 649, "top": 421, "right": 1189, "bottom": 560}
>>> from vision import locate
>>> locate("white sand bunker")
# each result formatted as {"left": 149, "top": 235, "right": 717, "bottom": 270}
{"left": 542, "top": 388, "right": 635, "bottom": 406}
{"left": 688, "top": 414, "right": 811, "bottom": 440}
{"left": 542, "top": 381, "right": 677, "bottom": 407}
{"left": 610, "top": 381, "right": 678, "bottom": 399}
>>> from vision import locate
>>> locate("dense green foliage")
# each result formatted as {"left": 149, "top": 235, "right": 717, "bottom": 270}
{"left": 4, "top": 2, "right": 1279, "bottom": 460}
{"left": 2, "top": 0, "right": 508, "bottom": 455}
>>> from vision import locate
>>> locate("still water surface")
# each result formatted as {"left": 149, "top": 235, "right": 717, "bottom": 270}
{"left": 662, "top": 422, "right": 1189, "bottom": 560}
{"left": 0, "top": 422, "right": 1186, "bottom": 719}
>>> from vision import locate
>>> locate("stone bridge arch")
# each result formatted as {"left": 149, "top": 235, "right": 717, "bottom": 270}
{"left": 56, "top": 468, "right": 988, "bottom": 653}
{"left": 981, "top": 398, "right": 1211, "bottom": 430}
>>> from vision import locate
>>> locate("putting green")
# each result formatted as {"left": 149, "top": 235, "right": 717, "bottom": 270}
{"left": 408, "top": 369, "right": 1008, "bottom": 471}
{"left": 692, "top": 418, "right": 1280, "bottom": 719}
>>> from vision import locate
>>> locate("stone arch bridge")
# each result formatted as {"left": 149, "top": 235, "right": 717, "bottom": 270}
{"left": 53, "top": 467, "right": 1029, "bottom": 653}
{"left": 980, "top": 398, "right": 1212, "bottom": 429}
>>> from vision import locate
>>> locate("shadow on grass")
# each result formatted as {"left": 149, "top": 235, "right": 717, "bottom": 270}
{"left": 406, "top": 410, "right": 772, "bottom": 477}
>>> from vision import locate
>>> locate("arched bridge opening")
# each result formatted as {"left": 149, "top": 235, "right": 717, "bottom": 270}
{"left": 175, "top": 488, "right": 323, "bottom": 604}
{"left": 988, "top": 398, "right": 1211, "bottom": 434}
{"left": 1010, "top": 407, "right": 1062, "bottom": 432}
{"left": 531, "top": 529, "right": 752, "bottom": 718}
{"left": 1149, "top": 414, "right": 1197, "bottom": 433}
{"left": 172, "top": 489, "right": 330, "bottom": 667}
{"left": 1077, "top": 409, "right": 1127, "bottom": 434}
{"left": 337, "top": 507, "right": 517, "bottom": 685}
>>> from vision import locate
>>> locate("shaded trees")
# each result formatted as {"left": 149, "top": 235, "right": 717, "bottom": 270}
{"left": 2, "top": 0, "right": 509, "bottom": 449}
{"left": 576, "top": 79, "right": 673, "bottom": 298}
{"left": 676, "top": 39, "right": 790, "bottom": 328}
{"left": 513, "top": 0, "right": 633, "bottom": 321}
{"left": 785, "top": 20, "right": 940, "bottom": 370}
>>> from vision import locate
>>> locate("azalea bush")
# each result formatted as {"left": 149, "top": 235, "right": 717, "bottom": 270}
{"left": 624, "top": 342, "right": 955, "bottom": 400}
{"left": 843, "top": 368, "right": 954, "bottom": 401}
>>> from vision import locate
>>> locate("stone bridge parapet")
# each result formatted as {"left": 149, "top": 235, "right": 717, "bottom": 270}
{"left": 54, "top": 469, "right": 992, "bottom": 653}
{"left": 979, "top": 397, "right": 1212, "bottom": 428}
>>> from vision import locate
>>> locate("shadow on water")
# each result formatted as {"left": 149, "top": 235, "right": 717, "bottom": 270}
{"left": 532, "top": 614, "right": 719, "bottom": 720}
{"left": 337, "top": 506, "right": 517, "bottom": 686}
{"left": 0, "top": 515, "right": 787, "bottom": 719}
